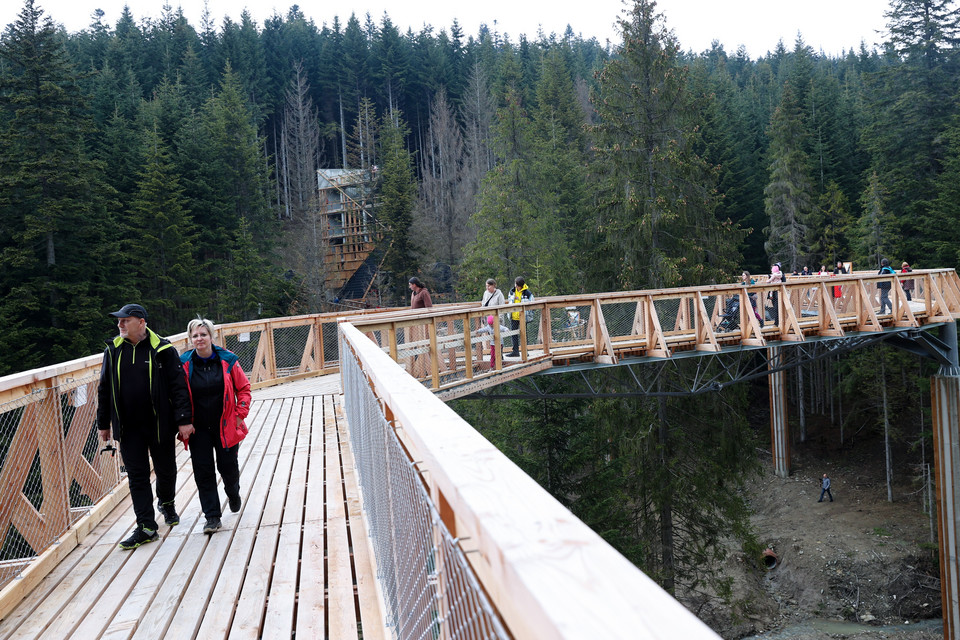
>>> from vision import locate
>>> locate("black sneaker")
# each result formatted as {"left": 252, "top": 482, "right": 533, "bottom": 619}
{"left": 227, "top": 493, "right": 242, "bottom": 513}
{"left": 203, "top": 517, "right": 222, "bottom": 534}
{"left": 119, "top": 526, "right": 158, "bottom": 550}
{"left": 157, "top": 500, "right": 179, "bottom": 526}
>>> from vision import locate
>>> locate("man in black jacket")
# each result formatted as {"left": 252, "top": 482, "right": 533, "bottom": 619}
{"left": 97, "top": 304, "right": 194, "bottom": 550}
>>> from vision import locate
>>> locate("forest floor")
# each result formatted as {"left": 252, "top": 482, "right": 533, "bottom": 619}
{"left": 701, "top": 412, "right": 944, "bottom": 640}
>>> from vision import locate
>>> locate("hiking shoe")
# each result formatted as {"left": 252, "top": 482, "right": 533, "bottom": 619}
{"left": 203, "top": 517, "right": 222, "bottom": 534}
{"left": 119, "top": 526, "right": 158, "bottom": 550}
{"left": 227, "top": 493, "right": 242, "bottom": 513}
{"left": 157, "top": 500, "right": 179, "bottom": 527}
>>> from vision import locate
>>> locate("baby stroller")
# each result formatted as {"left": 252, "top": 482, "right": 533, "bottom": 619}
{"left": 718, "top": 294, "right": 762, "bottom": 332}
{"left": 718, "top": 296, "right": 740, "bottom": 331}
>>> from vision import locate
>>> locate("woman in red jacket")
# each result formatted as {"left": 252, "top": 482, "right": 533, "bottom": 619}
{"left": 180, "top": 318, "right": 251, "bottom": 534}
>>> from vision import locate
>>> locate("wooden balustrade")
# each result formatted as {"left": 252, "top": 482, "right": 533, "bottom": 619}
{"left": 345, "top": 269, "right": 960, "bottom": 399}
{"left": 0, "top": 309, "right": 348, "bottom": 596}
{"left": 339, "top": 322, "right": 721, "bottom": 638}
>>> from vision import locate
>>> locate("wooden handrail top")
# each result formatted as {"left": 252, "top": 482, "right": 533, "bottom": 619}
{"left": 346, "top": 269, "right": 954, "bottom": 327}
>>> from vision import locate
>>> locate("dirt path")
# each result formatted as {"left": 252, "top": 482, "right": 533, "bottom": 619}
{"left": 714, "top": 446, "right": 943, "bottom": 639}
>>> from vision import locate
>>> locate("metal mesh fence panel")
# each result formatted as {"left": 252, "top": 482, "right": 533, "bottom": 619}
{"left": 320, "top": 319, "right": 340, "bottom": 367}
{"left": 596, "top": 302, "right": 631, "bottom": 340}
{"left": 0, "top": 371, "right": 121, "bottom": 589}
{"left": 340, "top": 332, "right": 510, "bottom": 640}
{"left": 522, "top": 308, "right": 541, "bottom": 350}
{"left": 436, "top": 318, "right": 468, "bottom": 385}
{"left": 272, "top": 324, "right": 312, "bottom": 377}
{"left": 224, "top": 329, "right": 264, "bottom": 374}
{"left": 550, "top": 305, "right": 592, "bottom": 345}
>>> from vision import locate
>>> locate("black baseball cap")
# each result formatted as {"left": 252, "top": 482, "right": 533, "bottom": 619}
{"left": 108, "top": 304, "right": 147, "bottom": 319}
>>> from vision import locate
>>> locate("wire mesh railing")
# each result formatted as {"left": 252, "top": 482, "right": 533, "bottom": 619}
{"left": 0, "top": 369, "right": 120, "bottom": 588}
{"left": 341, "top": 328, "right": 510, "bottom": 640}
{"left": 338, "top": 321, "right": 722, "bottom": 638}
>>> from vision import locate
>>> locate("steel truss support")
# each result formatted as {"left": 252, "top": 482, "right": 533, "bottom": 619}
{"left": 464, "top": 331, "right": 908, "bottom": 400}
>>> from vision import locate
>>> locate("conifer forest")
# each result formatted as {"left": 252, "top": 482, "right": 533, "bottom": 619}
{"left": 1, "top": 0, "right": 956, "bottom": 628}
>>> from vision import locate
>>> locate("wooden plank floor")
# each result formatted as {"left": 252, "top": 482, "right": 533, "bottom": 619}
{"left": 0, "top": 375, "right": 384, "bottom": 639}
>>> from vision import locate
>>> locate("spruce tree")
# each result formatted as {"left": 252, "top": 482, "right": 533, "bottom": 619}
{"left": 862, "top": 0, "right": 960, "bottom": 260}
{"left": 0, "top": 0, "right": 117, "bottom": 372}
{"left": 377, "top": 110, "right": 418, "bottom": 302}
{"left": 589, "top": 0, "right": 742, "bottom": 290}
{"left": 855, "top": 170, "right": 897, "bottom": 267}
{"left": 125, "top": 127, "right": 200, "bottom": 331}
{"left": 763, "top": 82, "right": 815, "bottom": 271}
{"left": 457, "top": 87, "right": 576, "bottom": 297}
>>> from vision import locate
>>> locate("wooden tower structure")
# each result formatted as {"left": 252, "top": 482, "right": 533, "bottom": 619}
{"left": 317, "top": 167, "right": 381, "bottom": 303}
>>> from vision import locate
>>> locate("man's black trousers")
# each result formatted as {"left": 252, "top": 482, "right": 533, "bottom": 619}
{"left": 119, "top": 425, "right": 177, "bottom": 531}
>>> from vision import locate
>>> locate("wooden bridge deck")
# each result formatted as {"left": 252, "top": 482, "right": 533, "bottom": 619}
{"left": 0, "top": 375, "right": 385, "bottom": 640}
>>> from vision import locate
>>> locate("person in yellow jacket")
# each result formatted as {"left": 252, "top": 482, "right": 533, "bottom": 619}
{"left": 506, "top": 276, "right": 534, "bottom": 357}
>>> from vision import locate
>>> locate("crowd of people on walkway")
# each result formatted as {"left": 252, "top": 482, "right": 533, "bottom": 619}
{"left": 407, "top": 274, "right": 536, "bottom": 367}
{"left": 734, "top": 258, "right": 916, "bottom": 327}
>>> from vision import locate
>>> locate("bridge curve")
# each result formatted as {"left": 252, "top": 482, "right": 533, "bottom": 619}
{"left": 345, "top": 269, "right": 960, "bottom": 401}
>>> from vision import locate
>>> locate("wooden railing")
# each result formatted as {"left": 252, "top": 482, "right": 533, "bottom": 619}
{"left": 0, "top": 300, "right": 476, "bottom": 610}
{"left": 339, "top": 322, "right": 721, "bottom": 638}
{"left": 345, "top": 269, "right": 960, "bottom": 399}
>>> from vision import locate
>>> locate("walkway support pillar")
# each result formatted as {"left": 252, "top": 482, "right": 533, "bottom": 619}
{"left": 932, "top": 320, "right": 960, "bottom": 640}
{"left": 768, "top": 346, "right": 790, "bottom": 478}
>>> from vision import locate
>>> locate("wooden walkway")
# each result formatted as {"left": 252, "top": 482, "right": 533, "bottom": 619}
{"left": 0, "top": 375, "right": 385, "bottom": 639}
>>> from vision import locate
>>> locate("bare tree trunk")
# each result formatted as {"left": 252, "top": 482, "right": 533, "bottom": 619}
{"left": 881, "top": 352, "right": 893, "bottom": 502}
{"left": 414, "top": 88, "right": 469, "bottom": 274}
{"left": 339, "top": 85, "right": 347, "bottom": 169}
{"left": 281, "top": 61, "right": 326, "bottom": 310}
{"left": 798, "top": 363, "right": 806, "bottom": 442}
{"left": 657, "top": 395, "right": 675, "bottom": 594}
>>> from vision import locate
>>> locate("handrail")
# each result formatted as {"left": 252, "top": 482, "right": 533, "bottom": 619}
{"left": 339, "top": 322, "right": 720, "bottom": 638}
{"left": 345, "top": 269, "right": 960, "bottom": 399}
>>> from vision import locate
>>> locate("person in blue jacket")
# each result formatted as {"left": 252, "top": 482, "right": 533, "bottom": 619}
{"left": 818, "top": 473, "right": 834, "bottom": 502}
{"left": 878, "top": 258, "right": 896, "bottom": 314}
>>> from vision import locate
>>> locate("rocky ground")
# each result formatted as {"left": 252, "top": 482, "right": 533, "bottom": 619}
{"left": 699, "top": 430, "right": 944, "bottom": 640}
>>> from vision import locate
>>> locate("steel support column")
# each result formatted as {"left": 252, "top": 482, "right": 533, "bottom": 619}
{"left": 768, "top": 346, "right": 790, "bottom": 478}
{"left": 933, "top": 321, "right": 960, "bottom": 640}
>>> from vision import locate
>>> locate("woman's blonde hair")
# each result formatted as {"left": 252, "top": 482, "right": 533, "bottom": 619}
{"left": 186, "top": 317, "right": 216, "bottom": 347}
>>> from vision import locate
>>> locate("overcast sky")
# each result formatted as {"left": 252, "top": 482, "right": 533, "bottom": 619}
{"left": 2, "top": 0, "right": 892, "bottom": 59}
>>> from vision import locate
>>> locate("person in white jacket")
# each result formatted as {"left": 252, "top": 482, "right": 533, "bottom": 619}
{"left": 481, "top": 278, "right": 505, "bottom": 307}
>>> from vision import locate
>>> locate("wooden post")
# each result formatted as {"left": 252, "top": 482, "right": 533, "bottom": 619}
{"left": 540, "top": 305, "right": 552, "bottom": 356}
{"left": 429, "top": 321, "right": 440, "bottom": 389}
{"left": 932, "top": 374, "right": 960, "bottom": 640}
{"left": 265, "top": 321, "right": 278, "bottom": 381}
{"left": 519, "top": 312, "right": 528, "bottom": 360}
{"left": 315, "top": 319, "right": 326, "bottom": 369}
{"left": 768, "top": 347, "right": 790, "bottom": 478}
{"left": 932, "top": 321, "right": 960, "bottom": 640}
{"left": 36, "top": 379, "right": 70, "bottom": 540}
{"left": 463, "top": 315, "right": 474, "bottom": 379}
